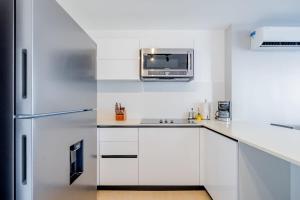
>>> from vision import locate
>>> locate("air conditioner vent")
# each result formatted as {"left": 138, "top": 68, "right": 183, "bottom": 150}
{"left": 250, "top": 26, "right": 300, "bottom": 50}
{"left": 261, "top": 42, "right": 300, "bottom": 47}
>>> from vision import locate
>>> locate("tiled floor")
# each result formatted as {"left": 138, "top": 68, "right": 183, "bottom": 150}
{"left": 98, "top": 190, "right": 211, "bottom": 200}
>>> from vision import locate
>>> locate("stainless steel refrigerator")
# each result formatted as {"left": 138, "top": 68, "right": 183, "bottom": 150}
{"left": 0, "top": 0, "right": 97, "bottom": 199}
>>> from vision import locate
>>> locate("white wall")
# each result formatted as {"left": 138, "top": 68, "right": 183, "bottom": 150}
{"left": 227, "top": 25, "right": 300, "bottom": 125}
{"left": 90, "top": 30, "right": 225, "bottom": 120}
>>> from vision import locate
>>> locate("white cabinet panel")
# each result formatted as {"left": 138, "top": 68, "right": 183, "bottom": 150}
{"left": 291, "top": 164, "right": 300, "bottom": 200}
{"left": 99, "top": 128, "right": 138, "bottom": 141}
{"left": 140, "top": 38, "right": 194, "bottom": 49}
{"left": 97, "top": 59, "right": 139, "bottom": 80}
{"left": 98, "top": 128, "right": 139, "bottom": 186}
{"left": 139, "top": 128, "right": 200, "bottom": 185}
{"left": 239, "top": 143, "right": 290, "bottom": 200}
{"left": 100, "top": 141, "right": 138, "bottom": 155}
{"left": 201, "top": 128, "right": 238, "bottom": 200}
{"left": 97, "top": 38, "right": 140, "bottom": 60}
{"left": 97, "top": 129, "right": 100, "bottom": 185}
{"left": 99, "top": 158, "right": 138, "bottom": 185}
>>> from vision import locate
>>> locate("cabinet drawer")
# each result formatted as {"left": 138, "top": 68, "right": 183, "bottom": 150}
{"left": 99, "top": 158, "right": 138, "bottom": 185}
{"left": 99, "top": 128, "right": 138, "bottom": 141}
{"left": 100, "top": 141, "right": 138, "bottom": 155}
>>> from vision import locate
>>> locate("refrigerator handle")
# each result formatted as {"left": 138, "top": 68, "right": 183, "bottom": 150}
{"left": 21, "top": 49, "right": 27, "bottom": 99}
{"left": 21, "top": 135, "right": 27, "bottom": 185}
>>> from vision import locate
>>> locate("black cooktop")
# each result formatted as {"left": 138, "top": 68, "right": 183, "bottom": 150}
{"left": 141, "top": 119, "right": 196, "bottom": 125}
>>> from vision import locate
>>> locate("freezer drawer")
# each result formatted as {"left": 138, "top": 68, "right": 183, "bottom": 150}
{"left": 16, "top": 111, "right": 97, "bottom": 200}
{"left": 99, "top": 158, "right": 138, "bottom": 185}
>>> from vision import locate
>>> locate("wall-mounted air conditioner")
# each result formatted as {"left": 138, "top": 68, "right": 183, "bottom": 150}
{"left": 250, "top": 26, "right": 300, "bottom": 50}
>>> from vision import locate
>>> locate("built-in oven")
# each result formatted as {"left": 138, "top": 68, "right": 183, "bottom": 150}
{"left": 140, "top": 48, "right": 194, "bottom": 81}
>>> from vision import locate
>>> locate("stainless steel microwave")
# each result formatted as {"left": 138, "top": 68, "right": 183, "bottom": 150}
{"left": 140, "top": 48, "right": 194, "bottom": 81}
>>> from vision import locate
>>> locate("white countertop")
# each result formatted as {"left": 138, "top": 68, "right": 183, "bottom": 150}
{"left": 97, "top": 117, "right": 300, "bottom": 166}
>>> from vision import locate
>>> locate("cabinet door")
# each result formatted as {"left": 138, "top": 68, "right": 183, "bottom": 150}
{"left": 140, "top": 38, "right": 194, "bottom": 49}
{"left": 97, "top": 59, "right": 139, "bottom": 80}
{"left": 201, "top": 128, "right": 238, "bottom": 200}
{"left": 139, "top": 128, "right": 200, "bottom": 185}
{"left": 96, "top": 38, "right": 140, "bottom": 80}
{"left": 97, "top": 129, "right": 100, "bottom": 185}
{"left": 98, "top": 128, "right": 138, "bottom": 185}
{"left": 97, "top": 38, "right": 140, "bottom": 60}
{"left": 100, "top": 158, "right": 138, "bottom": 185}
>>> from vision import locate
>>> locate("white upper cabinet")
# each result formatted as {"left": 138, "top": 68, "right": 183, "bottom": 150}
{"left": 97, "top": 59, "right": 139, "bottom": 80}
{"left": 98, "top": 39, "right": 140, "bottom": 60}
{"left": 140, "top": 38, "right": 194, "bottom": 49}
{"left": 95, "top": 32, "right": 197, "bottom": 80}
{"left": 96, "top": 38, "right": 140, "bottom": 80}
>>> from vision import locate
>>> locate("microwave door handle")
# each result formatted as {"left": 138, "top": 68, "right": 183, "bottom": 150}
{"left": 189, "top": 53, "right": 192, "bottom": 70}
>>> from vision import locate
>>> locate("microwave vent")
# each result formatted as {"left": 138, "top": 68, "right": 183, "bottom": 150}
{"left": 148, "top": 71, "right": 187, "bottom": 76}
{"left": 148, "top": 71, "right": 165, "bottom": 76}
{"left": 169, "top": 71, "right": 187, "bottom": 75}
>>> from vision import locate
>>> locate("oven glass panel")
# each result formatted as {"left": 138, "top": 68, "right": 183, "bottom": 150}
{"left": 143, "top": 54, "right": 188, "bottom": 70}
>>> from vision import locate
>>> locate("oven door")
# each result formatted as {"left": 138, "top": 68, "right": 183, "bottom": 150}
{"left": 140, "top": 48, "right": 194, "bottom": 81}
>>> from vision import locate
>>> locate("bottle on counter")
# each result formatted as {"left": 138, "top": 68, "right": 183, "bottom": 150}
{"left": 188, "top": 108, "right": 196, "bottom": 121}
{"left": 196, "top": 108, "right": 202, "bottom": 122}
{"left": 201, "top": 99, "right": 211, "bottom": 120}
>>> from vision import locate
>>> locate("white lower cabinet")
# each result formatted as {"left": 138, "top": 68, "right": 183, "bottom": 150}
{"left": 201, "top": 128, "right": 238, "bottom": 200}
{"left": 100, "top": 158, "right": 138, "bottom": 185}
{"left": 98, "top": 127, "right": 238, "bottom": 191}
{"left": 98, "top": 128, "right": 138, "bottom": 185}
{"left": 139, "top": 128, "right": 200, "bottom": 185}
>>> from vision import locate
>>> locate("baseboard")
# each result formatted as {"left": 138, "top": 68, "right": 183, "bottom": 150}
{"left": 97, "top": 185, "right": 205, "bottom": 191}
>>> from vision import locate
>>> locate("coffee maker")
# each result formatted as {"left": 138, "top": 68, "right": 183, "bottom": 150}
{"left": 215, "top": 101, "right": 231, "bottom": 121}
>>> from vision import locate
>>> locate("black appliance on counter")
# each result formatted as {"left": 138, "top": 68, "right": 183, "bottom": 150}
{"left": 215, "top": 101, "right": 231, "bottom": 121}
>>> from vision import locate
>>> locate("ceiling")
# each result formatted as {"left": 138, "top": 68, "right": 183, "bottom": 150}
{"left": 57, "top": 0, "right": 300, "bottom": 30}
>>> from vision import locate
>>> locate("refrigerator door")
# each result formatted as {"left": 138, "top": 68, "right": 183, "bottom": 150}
{"left": 0, "top": 0, "right": 15, "bottom": 199}
{"left": 16, "top": 110, "right": 97, "bottom": 200}
{"left": 16, "top": 0, "right": 97, "bottom": 115}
